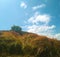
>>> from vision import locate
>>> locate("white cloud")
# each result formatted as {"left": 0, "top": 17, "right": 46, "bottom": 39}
{"left": 27, "top": 25, "right": 55, "bottom": 33}
{"left": 27, "top": 25, "right": 56, "bottom": 37}
{"left": 32, "top": 4, "right": 46, "bottom": 10}
{"left": 25, "top": 12, "right": 56, "bottom": 38}
{"left": 28, "top": 12, "right": 51, "bottom": 24}
{"left": 55, "top": 33, "right": 60, "bottom": 40}
{"left": 20, "top": 2, "right": 27, "bottom": 9}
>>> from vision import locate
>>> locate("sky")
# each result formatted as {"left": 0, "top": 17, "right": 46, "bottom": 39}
{"left": 0, "top": 0, "right": 60, "bottom": 39}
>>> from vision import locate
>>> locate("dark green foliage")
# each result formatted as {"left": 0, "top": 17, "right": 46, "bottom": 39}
{"left": 11, "top": 25, "right": 22, "bottom": 34}
{"left": 23, "top": 45, "right": 33, "bottom": 55}
{"left": 30, "top": 47, "right": 38, "bottom": 56}
{"left": 0, "top": 43, "right": 8, "bottom": 55}
{"left": 9, "top": 43, "right": 23, "bottom": 55}
{"left": 9, "top": 44, "right": 16, "bottom": 54}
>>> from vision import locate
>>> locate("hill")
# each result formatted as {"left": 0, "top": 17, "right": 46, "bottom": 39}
{"left": 0, "top": 30, "right": 60, "bottom": 57}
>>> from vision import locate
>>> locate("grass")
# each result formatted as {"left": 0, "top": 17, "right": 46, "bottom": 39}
{"left": 0, "top": 31, "right": 60, "bottom": 57}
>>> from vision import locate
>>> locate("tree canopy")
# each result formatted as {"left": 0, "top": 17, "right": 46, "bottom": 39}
{"left": 11, "top": 25, "right": 22, "bottom": 34}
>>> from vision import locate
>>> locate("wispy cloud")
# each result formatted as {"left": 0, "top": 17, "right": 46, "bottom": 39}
{"left": 32, "top": 4, "right": 46, "bottom": 10}
{"left": 20, "top": 2, "right": 27, "bottom": 9}
{"left": 27, "top": 24, "right": 56, "bottom": 38}
{"left": 25, "top": 12, "right": 56, "bottom": 38}
{"left": 28, "top": 12, "right": 51, "bottom": 24}
{"left": 55, "top": 33, "right": 60, "bottom": 40}
{"left": 27, "top": 25, "right": 55, "bottom": 33}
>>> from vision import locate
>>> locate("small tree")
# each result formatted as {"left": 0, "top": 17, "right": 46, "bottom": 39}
{"left": 11, "top": 25, "right": 22, "bottom": 34}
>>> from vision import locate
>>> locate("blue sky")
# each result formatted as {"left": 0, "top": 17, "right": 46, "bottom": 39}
{"left": 0, "top": 0, "right": 60, "bottom": 39}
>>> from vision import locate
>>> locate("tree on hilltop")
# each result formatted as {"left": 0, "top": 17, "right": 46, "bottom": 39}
{"left": 11, "top": 25, "right": 22, "bottom": 34}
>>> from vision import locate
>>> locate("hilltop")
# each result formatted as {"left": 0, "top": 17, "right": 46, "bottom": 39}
{"left": 0, "top": 25, "right": 60, "bottom": 57}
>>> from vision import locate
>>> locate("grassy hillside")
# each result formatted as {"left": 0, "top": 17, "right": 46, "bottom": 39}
{"left": 0, "top": 31, "right": 60, "bottom": 57}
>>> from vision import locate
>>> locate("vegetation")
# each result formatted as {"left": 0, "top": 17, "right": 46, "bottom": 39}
{"left": 0, "top": 26, "right": 60, "bottom": 57}
{"left": 11, "top": 25, "right": 22, "bottom": 34}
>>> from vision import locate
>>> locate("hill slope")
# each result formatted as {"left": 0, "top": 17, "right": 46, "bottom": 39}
{"left": 0, "top": 31, "right": 60, "bottom": 57}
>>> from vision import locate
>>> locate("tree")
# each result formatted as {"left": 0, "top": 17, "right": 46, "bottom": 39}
{"left": 11, "top": 25, "right": 22, "bottom": 34}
